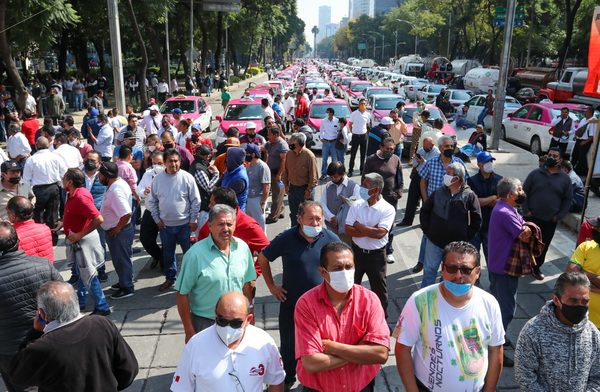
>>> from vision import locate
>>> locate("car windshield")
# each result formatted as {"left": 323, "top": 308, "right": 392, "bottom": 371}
{"left": 374, "top": 98, "right": 402, "bottom": 110}
{"left": 310, "top": 104, "right": 351, "bottom": 119}
{"left": 224, "top": 103, "right": 263, "bottom": 120}
{"left": 342, "top": 79, "right": 356, "bottom": 86}
{"left": 403, "top": 108, "right": 444, "bottom": 123}
{"left": 160, "top": 100, "right": 196, "bottom": 114}
{"left": 451, "top": 91, "right": 472, "bottom": 100}
{"left": 429, "top": 85, "right": 446, "bottom": 93}
{"left": 505, "top": 97, "right": 521, "bottom": 106}
{"left": 351, "top": 84, "right": 371, "bottom": 92}
{"left": 366, "top": 89, "right": 392, "bottom": 98}
{"left": 306, "top": 83, "right": 329, "bottom": 90}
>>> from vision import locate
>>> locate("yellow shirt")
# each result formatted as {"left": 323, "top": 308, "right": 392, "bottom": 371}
{"left": 571, "top": 240, "right": 600, "bottom": 327}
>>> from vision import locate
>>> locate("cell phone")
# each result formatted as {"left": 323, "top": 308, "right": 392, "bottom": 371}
{"left": 415, "top": 153, "right": 422, "bottom": 159}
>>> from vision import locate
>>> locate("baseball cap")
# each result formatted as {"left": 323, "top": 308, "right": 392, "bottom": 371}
{"left": 245, "top": 121, "right": 257, "bottom": 129}
{"left": 149, "top": 104, "right": 160, "bottom": 112}
{"left": 476, "top": 151, "right": 496, "bottom": 163}
{"left": 89, "top": 108, "right": 99, "bottom": 117}
{"left": 1, "top": 160, "right": 21, "bottom": 172}
{"left": 171, "top": 108, "right": 183, "bottom": 114}
{"left": 225, "top": 137, "right": 240, "bottom": 147}
{"left": 476, "top": 123, "right": 484, "bottom": 129}
{"left": 99, "top": 162, "right": 118, "bottom": 178}
{"left": 191, "top": 123, "right": 202, "bottom": 131}
{"left": 245, "top": 143, "right": 261, "bottom": 157}
{"left": 122, "top": 131, "right": 136, "bottom": 140}
{"left": 196, "top": 144, "right": 212, "bottom": 157}
{"left": 380, "top": 117, "right": 394, "bottom": 126}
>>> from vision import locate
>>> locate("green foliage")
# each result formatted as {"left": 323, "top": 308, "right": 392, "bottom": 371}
{"left": 230, "top": 76, "right": 242, "bottom": 84}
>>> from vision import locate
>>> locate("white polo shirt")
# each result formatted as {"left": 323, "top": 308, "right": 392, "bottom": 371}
{"left": 345, "top": 197, "right": 396, "bottom": 250}
{"left": 53, "top": 144, "right": 83, "bottom": 169}
{"left": 171, "top": 325, "right": 285, "bottom": 392}
{"left": 319, "top": 116, "right": 339, "bottom": 140}
{"left": 7, "top": 132, "right": 31, "bottom": 159}
{"left": 100, "top": 178, "right": 132, "bottom": 230}
{"left": 349, "top": 109, "right": 371, "bottom": 135}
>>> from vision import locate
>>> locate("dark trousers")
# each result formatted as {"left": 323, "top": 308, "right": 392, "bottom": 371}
{"left": 353, "top": 244, "right": 388, "bottom": 318}
{"left": 279, "top": 302, "right": 297, "bottom": 384}
{"left": 526, "top": 216, "right": 557, "bottom": 271}
{"left": 572, "top": 140, "right": 592, "bottom": 175}
{"left": 288, "top": 184, "right": 312, "bottom": 226}
{"left": 402, "top": 171, "right": 421, "bottom": 225}
{"left": 383, "top": 195, "right": 398, "bottom": 254}
{"left": 303, "top": 379, "right": 375, "bottom": 392}
{"left": 489, "top": 272, "right": 519, "bottom": 331}
{"left": 549, "top": 138, "right": 569, "bottom": 159}
{"left": 349, "top": 133, "right": 367, "bottom": 174}
{"left": 32, "top": 183, "right": 60, "bottom": 245}
{"left": 140, "top": 210, "right": 162, "bottom": 263}
{"left": 470, "top": 229, "right": 489, "bottom": 263}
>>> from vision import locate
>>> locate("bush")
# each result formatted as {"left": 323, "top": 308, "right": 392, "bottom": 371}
{"left": 248, "top": 66, "right": 262, "bottom": 76}
{"left": 229, "top": 76, "right": 242, "bottom": 84}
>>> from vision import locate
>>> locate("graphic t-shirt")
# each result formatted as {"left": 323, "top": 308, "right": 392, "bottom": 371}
{"left": 571, "top": 240, "right": 600, "bottom": 327}
{"left": 394, "top": 284, "right": 504, "bottom": 392}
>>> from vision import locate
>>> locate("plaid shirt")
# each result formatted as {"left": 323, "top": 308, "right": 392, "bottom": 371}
{"left": 505, "top": 222, "right": 544, "bottom": 277}
{"left": 418, "top": 155, "right": 468, "bottom": 196}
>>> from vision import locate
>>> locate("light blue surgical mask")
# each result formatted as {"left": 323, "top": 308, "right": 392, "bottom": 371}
{"left": 302, "top": 224, "right": 322, "bottom": 238}
{"left": 444, "top": 280, "right": 472, "bottom": 297}
{"left": 359, "top": 186, "right": 371, "bottom": 200}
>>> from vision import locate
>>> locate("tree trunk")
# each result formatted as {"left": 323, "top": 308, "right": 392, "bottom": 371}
{"left": 73, "top": 39, "right": 90, "bottom": 75}
{"left": 146, "top": 25, "right": 169, "bottom": 82}
{"left": 196, "top": 14, "right": 209, "bottom": 75}
{"left": 175, "top": 17, "right": 189, "bottom": 77}
{"left": 92, "top": 39, "right": 106, "bottom": 76}
{"left": 58, "top": 29, "right": 69, "bottom": 78}
{"left": 0, "top": 0, "right": 26, "bottom": 110}
{"left": 556, "top": 0, "right": 583, "bottom": 72}
{"left": 126, "top": 0, "right": 148, "bottom": 109}
{"left": 215, "top": 12, "right": 223, "bottom": 72}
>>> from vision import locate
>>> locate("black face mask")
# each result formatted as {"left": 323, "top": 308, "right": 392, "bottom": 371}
{"left": 288, "top": 143, "right": 296, "bottom": 150}
{"left": 443, "top": 149, "right": 454, "bottom": 158}
{"left": 382, "top": 151, "right": 393, "bottom": 160}
{"left": 546, "top": 157, "right": 558, "bottom": 167}
{"left": 84, "top": 160, "right": 97, "bottom": 172}
{"left": 246, "top": 133, "right": 256, "bottom": 138}
{"left": 592, "top": 230, "right": 600, "bottom": 244}
{"left": 8, "top": 177, "right": 20, "bottom": 184}
{"left": 423, "top": 147, "right": 432, "bottom": 153}
{"left": 516, "top": 193, "right": 527, "bottom": 204}
{"left": 245, "top": 155, "right": 253, "bottom": 163}
{"left": 559, "top": 301, "right": 588, "bottom": 325}
{"left": 163, "top": 143, "right": 174, "bottom": 149}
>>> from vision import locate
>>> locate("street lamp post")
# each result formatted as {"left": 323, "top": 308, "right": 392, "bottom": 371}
{"left": 369, "top": 31, "right": 385, "bottom": 62}
{"left": 393, "top": 30, "right": 398, "bottom": 59}
{"left": 360, "top": 34, "right": 376, "bottom": 59}
{"left": 396, "top": 19, "right": 418, "bottom": 55}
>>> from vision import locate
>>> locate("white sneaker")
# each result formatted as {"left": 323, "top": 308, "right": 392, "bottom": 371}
{"left": 386, "top": 254, "right": 396, "bottom": 264}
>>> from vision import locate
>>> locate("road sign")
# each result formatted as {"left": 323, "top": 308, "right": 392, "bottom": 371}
{"left": 203, "top": 0, "right": 241, "bottom": 12}
{"left": 357, "top": 42, "right": 367, "bottom": 50}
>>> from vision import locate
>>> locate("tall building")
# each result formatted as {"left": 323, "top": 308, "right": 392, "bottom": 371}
{"left": 349, "top": 0, "right": 370, "bottom": 19}
{"left": 325, "top": 23, "right": 338, "bottom": 38}
{"left": 318, "top": 6, "right": 331, "bottom": 43}
{"left": 340, "top": 17, "right": 349, "bottom": 27}
{"left": 369, "top": 0, "right": 398, "bottom": 16}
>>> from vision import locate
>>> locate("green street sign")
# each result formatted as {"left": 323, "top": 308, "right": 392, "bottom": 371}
{"left": 495, "top": 6, "right": 506, "bottom": 12}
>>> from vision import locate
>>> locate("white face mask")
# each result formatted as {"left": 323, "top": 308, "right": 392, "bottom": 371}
{"left": 328, "top": 269, "right": 355, "bottom": 294}
{"left": 443, "top": 174, "right": 455, "bottom": 187}
{"left": 216, "top": 324, "right": 244, "bottom": 346}
{"left": 482, "top": 162, "right": 494, "bottom": 173}
{"left": 153, "top": 165, "right": 165, "bottom": 173}
{"left": 148, "top": 145, "right": 157, "bottom": 152}
{"left": 70, "top": 140, "right": 79, "bottom": 147}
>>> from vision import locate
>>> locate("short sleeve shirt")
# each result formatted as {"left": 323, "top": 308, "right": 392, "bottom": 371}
{"left": 487, "top": 200, "right": 523, "bottom": 274}
{"left": 349, "top": 110, "right": 371, "bottom": 135}
{"left": 345, "top": 198, "right": 396, "bottom": 250}
{"left": 265, "top": 139, "right": 289, "bottom": 172}
{"left": 175, "top": 235, "right": 256, "bottom": 318}
{"left": 571, "top": 240, "right": 600, "bottom": 327}
{"left": 394, "top": 284, "right": 505, "bottom": 392}
{"left": 419, "top": 156, "right": 468, "bottom": 197}
{"left": 63, "top": 187, "right": 100, "bottom": 235}
{"left": 171, "top": 325, "right": 285, "bottom": 392}
{"left": 467, "top": 172, "right": 503, "bottom": 229}
{"left": 246, "top": 160, "right": 271, "bottom": 198}
{"left": 100, "top": 178, "right": 132, "bottom": 230}
{"left": 261, "top": 226, "right": 339, "bottom": 303}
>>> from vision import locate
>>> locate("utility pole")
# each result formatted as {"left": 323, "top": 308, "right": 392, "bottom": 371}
{"left": 394, "top": 31, "right": 398, "bottom": 59}
{"left": 165, "top": 9, "right": 171, "bottom": 94}
{"left": 447, "top": 13, "right": 452, "bottom": 57}
{"left": 189, "top": 0, "right": 194, "bottom": 76}
{"left": 490, "top": 0, "right": 517, "bottom": 150}
{"left": 107, "top": 0, "right": 125, "bottom": 114}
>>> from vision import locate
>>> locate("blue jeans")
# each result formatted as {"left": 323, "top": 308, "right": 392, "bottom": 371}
{"left": 333, "top": 147, "right": 345, "bottom": 166}
{"left": 106, "top": 222, "right": 135, "bottom": 291}
{"left": 77, "top": 271, "right": 110, "bottom": 311}
{"left": 470, "top": 230, "right": 489, "bottom": 264}
{"left": 288, "top": 185, "right": 312, "bottom": 226}
{"left": 477, "top": 108, "right": 488, "bottom": 125}
{"left": 160, "top": 224, "right": 191, "bottom": 282}
{"left": 489, "top": 272, "right": 519, "bottom": 330}
{"left": 418, "top": 235, "right": 427, "bottom": 264}
{"left": 421, "top": 238, "right": 444, "bottom": 288}
{"left": 456, "top": 117, "right": 475, "bottom": 129}
{"left": 74, "top": 92, "right": 84, "bottom": 111}
{"left": 394, "top": 143, "right": 403, "bottom": 158}
{"left": 321, "top": 140, "right": 337, "bottom": 176}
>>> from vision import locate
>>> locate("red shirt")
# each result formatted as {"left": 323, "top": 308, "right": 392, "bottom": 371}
{"left": 21, "top": 118, "right": 39, "bottom": 145}
{"left": 578, "top": 220, "right": 593, "bottom": 246}
{"left": 63, "top": 187, "right": 100, "bottom": 235}
{"left": 294, "top": 283, "right": 389, "bottom": 392}
{"left": 198, "top": 207, "right": 269, "bottom": 275}
{"left": 295, "top": 96, "right": 309, "bottom": 119}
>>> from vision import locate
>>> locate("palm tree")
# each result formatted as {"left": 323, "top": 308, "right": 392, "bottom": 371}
{"left": 311, "top": 25, "right": 319, "bottom": 58}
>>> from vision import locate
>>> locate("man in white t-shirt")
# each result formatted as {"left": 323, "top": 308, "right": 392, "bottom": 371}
{"left": 261, "top": 98, "right": 275, "bottom": 129}
{"left": 282, "top": 91, "right": 295, "bottom": 133}
{"left": 171, "top": 291, "right": 285, "bottom": 392}
{"left": 394, "top": 241, "right": 505, "bottom": 392}
{"left": 347, "top": 98, "right": 371, "bottom": 176}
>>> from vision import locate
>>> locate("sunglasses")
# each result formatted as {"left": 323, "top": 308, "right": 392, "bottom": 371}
{"left": 215, "top": 316, "right": 244, "bottom": 329}
{"left": 443, "top": 264, "right": 476, "bottom": 275}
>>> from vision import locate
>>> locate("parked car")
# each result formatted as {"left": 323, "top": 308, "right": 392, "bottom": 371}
{"left": 364, "top": 86, "right": 394, "bottom": 102}
{"left": 443, "top": 89, "right": 474, "bottom": 108}
{"left": 416, "top": 84, "right": 447, "bottom": 103}
{"left": 401, "top": 103, "right": 457, "bottom": 155}
{"left": 403, "top": 77, "right": 429, "bottom": 101}
{"left": 346, "top": 80, "right": 374, "bottom": 108}
{"left": 306, "top": 97, "right": 352, "bottom": 151}
{"left": 160, "top": 95, "right": 213, "bottom": 132}
{"left": 214, "top": 97, "right": 263, "bottom": 146}
{"left": 368, "top": 94, "right": 406, "bottom": 126}
{"left": 501, "top": 102, "right": 587, "bottom": 155}
{"left": 515, "top": 87, "right": 539, "bottom": 104}
{"left": 459, "top": 94, "right": 522, "bottom": 129}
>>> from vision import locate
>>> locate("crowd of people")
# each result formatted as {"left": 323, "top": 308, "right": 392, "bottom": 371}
{"left": 0, "top": 65, "right": 599, "bottom": 392}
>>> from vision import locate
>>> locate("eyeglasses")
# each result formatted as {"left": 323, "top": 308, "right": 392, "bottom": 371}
{"left": 216, "top": 316, "right": 244, "bottom": 329}
{"left": 228, "top": 353, "right": 246, "bottom": 392}
{"left": 443, "top": 264, "right": 476, "bottom": 275}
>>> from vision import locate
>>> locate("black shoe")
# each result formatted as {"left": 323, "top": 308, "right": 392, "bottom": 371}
{"left": 150, "top": 257, "right": 159, "bottom": 269}
{"left": 348, "top": 170, "right": 354, "bottom": 176}
{"left": 412, "top": 262, "right": 424, "bottom": 273}
{"left": 396, "top": 221, "right": 412, "bottom": 227}
{"left": 97, "top": 271, "right": 108, "bottom": 282}
{"left": 91, "top": 308, "right": 112, "bottom": 316}
{"left": 132, "top": 247, "right": 142, "bottom": 254}
{"left": 503, "top": 354, "right": 514, "bottom": 367}
{"left": 67, "top": 275, "right": 79, "bottom": 284}
{"left": 111, "top": 289, "right": 134, "bottom": 299}
{"left": 266, "top": 217, "right": 278, "bottom": 224}
{"left": 110, "top": 283, "right": 121, "bottom": 290}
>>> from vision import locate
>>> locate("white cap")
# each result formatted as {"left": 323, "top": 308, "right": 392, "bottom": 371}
{"left": 245, "top": 121, "right": 257, "bottom": 129}
{"left": 149, "top": 105, "right": 160, "bottom": 111}
{"left": 380, "top": 116, "right": 394, "bottom": 126}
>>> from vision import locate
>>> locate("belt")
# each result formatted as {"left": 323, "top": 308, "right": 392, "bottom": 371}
{"left": 323, "top": 139, "right": 336, "bottom": 142}
{"left": 33, "top": 182, "right": 59, "bottom": 188}
{"left": 289, "top": 183, "right": 308, "bottom": 188}
{"left": 353, "top": 245, "right": 385, "bottom": 254}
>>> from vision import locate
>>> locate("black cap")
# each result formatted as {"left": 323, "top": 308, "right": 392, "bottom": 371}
{"left": 122, "top": 131, "right": 136, "bottom": 139}
{"left": 1, "top": 160, "right": 21, "bottom": 173}
{"left": 99, "top": 162, "right": 118, "bottom": 178}
{"left": 196, "top": 144, "right": 212, "bottom": 156}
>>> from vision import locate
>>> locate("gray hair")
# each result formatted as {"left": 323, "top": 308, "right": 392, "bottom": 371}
{"left": 554, "top": 271, "right": 591, "bottom": 298}
{"left": 497, "top": 177, "right": 521, "bottom": 198}
{"left": 297, "top": 200, "right": 323, "bottom": 217}
{"left": 209, "top": 204, "right": 236, "bottom": 223}
{"left": 37, "top": 281, "right": 80, "bottom": 323}
{"left": 438, "top": 135, "right": 453, "bottom": 148}
{"left": 290, "top": 132, "right": 306, "bottom": 146}
{"left": 363, "top": 172, "right": 384, "bottom": 190}
{"left": 447, "top": 162, "right": 465, "bottom": 183}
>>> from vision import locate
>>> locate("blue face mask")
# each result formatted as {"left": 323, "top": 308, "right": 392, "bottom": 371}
{"left": 444, "top": 280, "right": 472, "bottom": 297}
{"left": 302, "top": 224, "right": 322, "bottom": 238}
{"left": 359, "top": 186, "right": 371, "bottom": 200}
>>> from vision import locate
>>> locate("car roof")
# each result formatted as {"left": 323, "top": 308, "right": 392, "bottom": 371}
{"left": 311, "top": 98, "right": 348, "bottom": 104}
{"left": 165, "top": 95, "right": 203, "bottom": 101}
{"left": 226, "top": 97, "right": 262, "bottom": 105}
{"left": 531, "top": 102, "right": 588, "bottom": 110}
{"left": 372, "top": 94, "right": 405, "bottom": 99}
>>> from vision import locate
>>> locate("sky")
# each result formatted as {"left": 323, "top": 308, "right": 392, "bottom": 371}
{"left": 297, "top": 0, "right": 349, "bottom": 45}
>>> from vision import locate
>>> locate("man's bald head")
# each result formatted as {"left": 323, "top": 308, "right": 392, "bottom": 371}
{"left": 0, "top": 221, "right": 17, "bottom": 252}
{"left": 423, "top": 137, "right": 434, "bottom": 150}
{"left": 36, "top": 136, "right": 50, "bottom": 150}
{"left": 215, "top": 292, "right": 251, "bottom": 318}
{"left": 7, "top": 196, "right": 34, "bottom": 223}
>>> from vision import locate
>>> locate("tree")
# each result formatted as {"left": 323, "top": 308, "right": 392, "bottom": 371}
{"left": 125, "top": 0, "right": 149, "bottom": 109}
{"left": 555, "top": 0, "right": 585, "bottom": 71}
{"left": 311, "top": 26, "right": 319, "bottom": 57}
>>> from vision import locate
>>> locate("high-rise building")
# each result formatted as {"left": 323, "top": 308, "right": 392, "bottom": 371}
{"left": 325, "top": 23, "right": 338, "bottom": 38}
{"left": 318, "top": 6, "right": 331, "bottom": 43}
{"left": 340, "top": 17, "right": 349, "bottom": 27}
{"left": 369, "top": 0, "right": 398, "bottom": 16}
{"left": 349, "top": 0, "right": 370, "bottom": 19}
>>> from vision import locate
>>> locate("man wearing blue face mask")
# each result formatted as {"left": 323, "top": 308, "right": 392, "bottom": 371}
{"left": 257, "top": 201, "right": 339, "bottom": 389}
{"left": 394, "top": 241, "right": 505, "bottom": 392}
